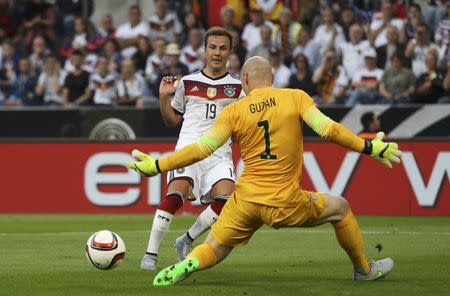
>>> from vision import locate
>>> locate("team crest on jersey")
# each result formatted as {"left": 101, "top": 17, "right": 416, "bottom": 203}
{"left": 207, "top": 87, "right": 217, "bottom": 98}
{"left": 224, "top": 85, "right": 236, "bottom": 97}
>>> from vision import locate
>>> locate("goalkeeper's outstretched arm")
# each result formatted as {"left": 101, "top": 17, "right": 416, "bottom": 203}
{"left": 302, "top": 105, "right": 402, "bottom": 168}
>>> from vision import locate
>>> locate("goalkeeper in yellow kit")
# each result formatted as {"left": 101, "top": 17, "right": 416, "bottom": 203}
{"left": 128, "top": 56, "right": 402, "bottom": 286}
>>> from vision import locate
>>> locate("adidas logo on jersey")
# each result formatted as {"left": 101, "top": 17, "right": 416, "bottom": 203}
{"left": 191, "top": 86, "right": 199, "bottom": 92}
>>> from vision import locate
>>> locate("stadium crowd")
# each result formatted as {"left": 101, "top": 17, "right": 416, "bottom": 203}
{"left": 0, "top": 0, "right": 449, "bottom": 108}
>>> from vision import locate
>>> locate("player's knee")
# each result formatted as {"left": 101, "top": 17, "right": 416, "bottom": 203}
{"left": 159, "top": 191, "right": 184, "bottom": 214}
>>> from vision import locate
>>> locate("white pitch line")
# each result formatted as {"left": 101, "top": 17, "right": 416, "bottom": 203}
{"left": 1, "top": 229, "right": 450, "bottom": 236}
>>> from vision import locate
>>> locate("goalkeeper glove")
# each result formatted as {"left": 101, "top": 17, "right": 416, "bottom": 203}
{"left": 127, "top": 149, "right": 161, "bottom": 177}
{"left": 362, "top": 132, "right": 402, "bottom": 169}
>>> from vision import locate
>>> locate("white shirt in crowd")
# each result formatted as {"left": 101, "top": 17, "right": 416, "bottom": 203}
{"left": 37, "top": 70, "right": 65, "bottom": 104}
{"left": 313, "top": 24, "right": 346, "bottom": 55}
{"left": 89, "top": 71, "right": 118, "bottom": 105}
{"left": 180, "top": 45, "right": 205, "bottom": 73}
{"left": 242, "top": 21, "right": 274, "bottom": 51}
{"left": 272, "top": 64, "right": 291, "bottom": 88}
{"left": 115, "top": 21, "right": 150, "bottom": 58}
{"left": 145, "top": 53, "right": 167, "bottom": 83}
{"left": 411, "top": 43, "right": 439, "bottom": 77}
{"left": 340, "top": 40, "right": 371, "bottom": 77}
{"left": 351, "top": 67, "right": 384, "bottom": 85}
{"left": 117, "top": 74, "right": 147, "bottom": 99}
{"left": 63, "top": 53, "right": 98, "bottom": 74}
{"left": 291, "top": 40, "right": 322, "bottom": 72}
{"left": 147, "top": 12, "right": 182, "bottom": 43}
{"left": 370, "top": 18, "right": 404, "bottom": 48}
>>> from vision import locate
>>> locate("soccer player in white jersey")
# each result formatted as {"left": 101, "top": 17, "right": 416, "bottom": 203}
{"left": 140, "top": 27, "right": 244, "bottom": 270}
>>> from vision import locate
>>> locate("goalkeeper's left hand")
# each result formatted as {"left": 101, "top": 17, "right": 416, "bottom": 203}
{"left": 367, "top": 132, "right": 402, "bottom": 169}
{"left": 127, "top": 149, "right": 159, "bottom": 177}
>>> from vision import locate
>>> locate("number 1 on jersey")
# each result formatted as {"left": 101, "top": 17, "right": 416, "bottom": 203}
{"left": 257, "top": 120, "right": 277, "bottom": 160}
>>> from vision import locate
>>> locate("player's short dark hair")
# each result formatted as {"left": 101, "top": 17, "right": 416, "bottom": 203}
{"left": 361, "top": 112, "right": 375, "bottom": 130}
{"left": 204, "top": 26, "right": 232, "bottom": 49}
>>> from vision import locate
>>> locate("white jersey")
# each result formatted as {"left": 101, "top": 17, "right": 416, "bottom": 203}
{"left": 171, "top": 71, "right": 244, "bottom": 159}
{"left": 89, "top": 71, "right": 118, "bottom": 104}
{"left": 147, "top": 12, "right": 182, "bottom": 43}
{"left": 180, "top": 45, "right": 205, "bottom": 73}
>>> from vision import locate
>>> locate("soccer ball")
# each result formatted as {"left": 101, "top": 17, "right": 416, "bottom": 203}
{"left": 85, "top": 230, "right": 126, "bottom": 270}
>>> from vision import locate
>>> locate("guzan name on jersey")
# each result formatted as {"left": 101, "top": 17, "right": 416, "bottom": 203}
{"left": 171, "top": 71, "right": 244, "bottom": 158}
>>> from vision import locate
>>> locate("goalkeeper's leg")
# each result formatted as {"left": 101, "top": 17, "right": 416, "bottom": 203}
{"left": 154, "top": 232, "right": 232, "bottom": 286}
{"left": 312, "top": 194, "right": 393, "bottom": 279}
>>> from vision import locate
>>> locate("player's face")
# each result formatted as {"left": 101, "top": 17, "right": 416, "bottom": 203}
{"left": 205, "top": 35, "right": 231, "bottom": 72}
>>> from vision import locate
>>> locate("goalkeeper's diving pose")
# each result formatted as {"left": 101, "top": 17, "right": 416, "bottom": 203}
{"left": 128, "top": 56, "right": 402, "bottom": 286}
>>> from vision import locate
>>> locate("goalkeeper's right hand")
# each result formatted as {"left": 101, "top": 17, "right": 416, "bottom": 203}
{"left": 364, "top": 132, "right": 402, "bottom": 169}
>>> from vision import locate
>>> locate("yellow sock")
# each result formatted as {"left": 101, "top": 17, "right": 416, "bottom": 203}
{"left": 332, "top": 211, "right": 370, "bottom": 274}
{"left": 186, "top": 243, "right": 218, "bottom": 270}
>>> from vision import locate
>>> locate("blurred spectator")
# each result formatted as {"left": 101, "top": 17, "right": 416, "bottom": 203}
{"left": 405, "top": 22, "right": 439, "bottom": 77}
{"left": 227, "top": 52, "right": 241, "bottom": 78}
{"left": 313, "top": 6, "right": 346, "bottom": 55}
{"left": 313, "top": 47, "right": 348, "bottom": 104}
{"left": 91, "top": 14, "right": 116, "bottom": 53}
{"left": 440, "top": 60, "right": 450, "bottom": 103}
{"left": 180, "top": 27, "right": 205, "bottom": 73}
{"left": 116, "top": 59, "right": 145, "bottom": 106}
{"left": 145, "top": 37, "right": 167, "bottom": 94}
{"left": 181, "top": 11, "right": 205, "bottom": 46}
{"left": 346, "top": 48, "right": 383, "bottom": 105}
{"left": 156, "top": 43, "right": 189, "bottom": 88}
{"left": 6, "top": 57, "right": 39, "bottom": 106}
{"left": 413, "top": 48, "right": 446, "bottom": 104}
{"left": 272, "top": 8, "right": 301, "bottom": 58}
{"left": 63, "top": 47, "right": 97, "bottom": 74}
{"left": 359, "top": 112, "right": 381, "bottom": 139}
{"left": 340, "top": 23, "right": 371, "bottom": 77}
{"left": 29, "top": 35, "right": 50, "bottom": 74}
{"left": 59, "top": 16, "right": 96, "bottom": 58}
{"left": 116, "top": 5, "right": 150, "bottom": 59}
{"left": 288, "top": 54, "right": 316, "bottom": 96}
{"left": 269, "top": 47, "right": 290, "bottom": 88}
{"left": 376, "top": 25, "right": 406, "bottom": 70}
{"left": 400, "top": 3, "right": 424, "bottom": 44}
{"left": 291, "top": 26, "right": 322, "bottom": 71}
{"left": 249, "top": 0, "right": 284, "bottom": 23}
{"left": 369, "top": 1, "right": 404, "bottom": 48}
{"left": 0, "top": 0, "right": 17, "bottom": 42}
{"left": 88, "top": 55, "right": 118, "bottom": 106}
{"left": 132, "top": 36, "right": 152, "bottom": 74}
{"left": 101, "top": 38, "right": 122, "bottom": 72}
{"left": 0, "top": 40, "right": 20, "bottom": 98}
{"left": 246, "top": 25, "right": 272, "bottom": 61}
{"left": 62, "top": 50, "right": 91, "bottom": 106}
{"left": 230, "top": 29, "right": 247, "bottom": 65}
{"left": 339, "top": 6, "right": 357, "bottom": 41}
{"left": 424, "top": 0, "right": 447, "bottom": 32}
{"left": 434, "top": 5, "right": 450, "bottom": 67}
{"left": 20, "top": 0, "right": 55, "bottom": 53}
{"left": 220, "top": 6, "right": 241, "bottom": 34}
{"left": 35, "top": 54, "right": 64, "bottom": 106}
{"left": 241, "top": 4, "right": 274, "bottom": 51}
{"left": 379, "top": 52, "right": 415, "bottom": 104}
{"left": 55, "top": 0, "right": 93, "bottom": 36}
{"left": 147, "top": 0, "right": 182, "bottom": 44}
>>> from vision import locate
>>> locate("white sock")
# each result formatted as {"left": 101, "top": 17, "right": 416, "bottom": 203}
{"left": 185, "top": 205, "right": 218, "bottom": 241}
{"left": 146, "top": 209, "right": 174, "bottom": 255}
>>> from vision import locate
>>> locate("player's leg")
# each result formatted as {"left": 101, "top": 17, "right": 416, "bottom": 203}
{"left": 141, "top": 177, "right": 192, "bottom": 270}
{"left": 154, "top": 195, "right": 262, "bottom": 286}
{"left": 175, "top": 159, "right": 235, "bottom": 260}
{"left": 311, "top": 193, "right": 393, "bottom": 280}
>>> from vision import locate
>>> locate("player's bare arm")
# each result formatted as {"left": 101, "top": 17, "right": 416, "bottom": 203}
{"left": 159, "top": 76, "right": 183, "bottom": 127}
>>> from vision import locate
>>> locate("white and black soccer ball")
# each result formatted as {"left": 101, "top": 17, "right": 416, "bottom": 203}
{"left": 85, "top": 230, "right": 126, "bottom": 270}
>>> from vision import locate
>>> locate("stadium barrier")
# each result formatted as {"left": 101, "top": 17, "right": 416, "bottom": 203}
{"left": 1, "top": 140, "right": 448, "bottom": 215}
{"left": 0, "top": 104, "right": 449, "bottom": 138}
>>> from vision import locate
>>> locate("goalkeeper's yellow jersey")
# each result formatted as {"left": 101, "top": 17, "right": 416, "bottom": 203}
{"left": 215, "top": 87, "right": 314, "bottom": 207}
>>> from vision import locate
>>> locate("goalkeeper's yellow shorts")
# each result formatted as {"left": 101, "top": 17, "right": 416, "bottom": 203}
{"left": 211, "top": 190, "right": 326, "bottom": 247}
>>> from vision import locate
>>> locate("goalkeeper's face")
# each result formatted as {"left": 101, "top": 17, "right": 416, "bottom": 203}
{"left": 204, "top": 35, "right": 231, "bottom": 73}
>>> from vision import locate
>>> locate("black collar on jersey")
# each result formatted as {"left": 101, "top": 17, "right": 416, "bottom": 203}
{"left": 201, "top": 70, "right": 229, "bottom": 81}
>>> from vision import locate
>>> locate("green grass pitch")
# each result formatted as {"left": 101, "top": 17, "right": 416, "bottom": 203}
{"left": 1, "top": 215, "right": 450, "bottom": 296}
